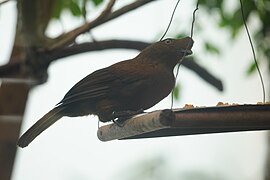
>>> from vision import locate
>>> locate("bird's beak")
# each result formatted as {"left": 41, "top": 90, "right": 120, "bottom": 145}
{"left": 180, "top": 49, "right": 193, "bottom": 56}
{"left": 177, "top": 37, "right": 194, "bottom": 56}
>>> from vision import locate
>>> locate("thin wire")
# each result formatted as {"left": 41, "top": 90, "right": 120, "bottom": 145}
{"left": 190, "top": 1, "right": 199, "bottom": 39}
{"left": 160, "top": 0, "right": 181, "bottom": 41}
{"left": 171, "top": 0, "right": 199, "bottom": 109}
{"left": 176, "top": 0, "right": 199, "bottom": 75}
{"left": 239, "top": 0, "right": 266, "bottom": 103}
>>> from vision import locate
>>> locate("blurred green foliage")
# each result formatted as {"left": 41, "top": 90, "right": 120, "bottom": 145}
{"left": 52, "top": 0, "right": 104, "bottom": 19}
{"left": 173, "top": 0, "right": 270, "bottom": 99}
{"left": 173, "top": 83, "right": 181, "bottom": 100}
{"left": 204, "top": 41, "right": 220, "bottom": 55}
{"left": 199, "top": 0, "right": 270, "bottom": 75}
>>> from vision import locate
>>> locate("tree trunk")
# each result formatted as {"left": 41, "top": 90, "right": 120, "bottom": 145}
{"left": 0, "top": 84, "right": 30, "bottom": 180}
{"left": 0, "top": 28, "right": 29, "bottom": 180}
{"left": 0, "top": 1, "right": 55, "bottom": 178}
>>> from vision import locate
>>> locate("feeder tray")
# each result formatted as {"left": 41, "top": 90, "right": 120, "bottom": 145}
{"left": 97, "top": 104, "right": 270, "bottom": 141}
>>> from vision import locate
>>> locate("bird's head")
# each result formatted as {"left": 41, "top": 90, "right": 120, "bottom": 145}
{"left": 137, "top": 37, "right": 194, "bottom": 69}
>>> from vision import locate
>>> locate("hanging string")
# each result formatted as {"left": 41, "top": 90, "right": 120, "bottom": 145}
{"left": 190, "top": 1, "right": 199, "bottom": 39}
{"left": 239, "top": 0, "right": 266, "bottom": 103}
{"left": 171, "top": 0, "right": 199, "bottom": 109}
{"left": 175, "top": 0, "right": 199, "bottom": 78}
{"left": 160, "top": 0, "right": 181, "bottom": 41}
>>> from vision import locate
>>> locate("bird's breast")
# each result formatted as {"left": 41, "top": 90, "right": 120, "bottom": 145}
{"left": 120, "top": 65, "right": 175, "bottom": 110}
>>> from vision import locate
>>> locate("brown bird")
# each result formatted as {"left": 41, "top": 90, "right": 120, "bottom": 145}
{"left": 17, "top": 37, "right": 194, "bottom": 148}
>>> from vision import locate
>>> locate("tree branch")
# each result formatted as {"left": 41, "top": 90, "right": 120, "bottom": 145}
{"left": 0, "top": 40, "right": 148, "bottom": 77}
{"left": 49, "top": 0, "right": 116, "bottom": 50}
{"left": 49, "top": 0, "right": 156, "bottom": 50}
{"left": 0, "top": 0, "right": 12, "bottom": 6}
{"left": 0, "top": 39, "right": 223, "bottom": 91}
{"left": 96, "top": 0, "right": 157, "bottom": 27}
{"left": 182, "top": 57, "right": 224, "bottom": 91}
{"left": 47, "top": 41, "right": 223, "bottom": 91}
{"left": 48, "top": 40, "right": 149, "bottom": 60}
{"left": 0, "top": 62, "right": 21, "bottom": 77}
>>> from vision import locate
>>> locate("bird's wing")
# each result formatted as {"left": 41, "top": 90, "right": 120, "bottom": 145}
{"left": 57, "top": 64, "right": 147, "bottom": 106}
{"left": 57, "top": 68, "right": 114, "bottom": 106}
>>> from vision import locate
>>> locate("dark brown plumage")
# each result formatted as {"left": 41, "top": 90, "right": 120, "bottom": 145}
{"left": 17, "top": 37, "right": 194, "bottom": 148}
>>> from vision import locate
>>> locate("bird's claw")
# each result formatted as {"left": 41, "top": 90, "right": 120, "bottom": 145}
{"left": 112, "top": 118, "right": 125, "bottom": 127}
{"left": 112, "top": 109, "right": 144, "bottom": 127}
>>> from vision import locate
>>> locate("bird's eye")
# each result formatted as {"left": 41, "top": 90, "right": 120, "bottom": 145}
{"left": 164, "top": 39, "right": 173, "bottom": 44}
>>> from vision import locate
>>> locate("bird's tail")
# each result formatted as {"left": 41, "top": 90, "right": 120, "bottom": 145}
{"left": 17, "top": 106, "right": 64, "bottom": 148}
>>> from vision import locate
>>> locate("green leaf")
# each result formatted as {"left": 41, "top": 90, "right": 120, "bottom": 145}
{"left": 70, "top": 0, "right": 83, "bottom": 17}
{"left": 246, "top": 62, "right": 256, "bottom": 75}
{"left": 52, "top": 0, "right": 104, "bottom": 20}
{"left": 52, "top": 0, "right": 64, "bottom": 19}
{"left": 265, "top": 48, "right": 270, "bottom": 71}
{"left": 92, "top": 0, "right": 104, "bottom": 6}
{"left": 230, "top": 9, "right": 243, "bottom": 38}
{"left": 204, "top": 42, "right": 220, "bottom": 55}
{"left": 173, "top": 84, "right": 181, "bottom": 100}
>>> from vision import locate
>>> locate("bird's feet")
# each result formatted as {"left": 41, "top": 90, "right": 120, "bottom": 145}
{"left": 112, "top": 109, "right": 144, "bottom": 127}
